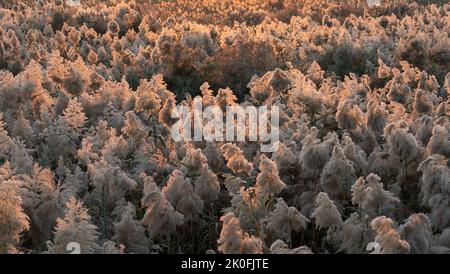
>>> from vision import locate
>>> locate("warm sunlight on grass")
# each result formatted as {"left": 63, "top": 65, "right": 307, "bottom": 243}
{"left": 0, "top": 0, "right": 449, "bottom": 255}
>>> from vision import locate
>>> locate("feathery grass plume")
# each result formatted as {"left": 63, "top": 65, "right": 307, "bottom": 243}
{"left": 342, "top": 135, "right": 368, "bottom": 175}
{"left": 222, "top": 174, "right": 245, "bottom": 196}
{"left": 387, "top": 101, "right": 407, "bottom": 124}
{"left": 67, "top": 28, "right": 81, "bottom": 45}
{"left": 268, "top": 68, "right": 291, "bottom": 91}
{"left": 311, "top": 192, "right": 342, "bottom": 230}
{"left": 384, "top": 122, "right": 418, "bottom": 161}
{"left": 203, "top": 142, "right": 225, "bottom": 171}
{"left": 367, "top": 99, "right": 389, "bottom": 136}
{"left": 255, "top": 154, "right": 286, "bottom": 198}
{"left": 320, "top": 145, "right": 356, "bottom": 202}
{"left": 38, "top": 116, "right": 77, "bottom": 167}
{"left": 107, "top": 20, "right": 120, "bottom": 35}
{"left": 22, "top": 61, "right": 52, "bottom": 111}
{"left": 195, "top": 164, "right": 220, "bottom": 202}
{"left": 415, "top": 115, "right": 434, "bottom": 146}
{"left": 334, "top": 213, "right": 365, "bottom": 254}
{"left": 264, "top": 198, "right": 309, "bottom": 244}
{"left": 377, "top": 59, "right": 392, "bottom": 79}
{"left": 0, "top": 71, "right": 35, "bottom": 111}
{"left": 348, "top": 124, "right": 378, "bottom": 156}
{"left": 217, "top": 212, "right": 245, "bottom": 254}
{"left": 77, "top": 139, "right": 99, "bottom": 167}
{"left": 417, "top": 154, "right": 450, "bottom": 230}
{"left": 121, "top": 111, "right": 147, "bottom": 147}
{"left": 370, "top": 216, "right": 410, "bottom": 254}
{"left": 299, "top": 128, "right": 332, "bottom": 172}
{"left": 418, "top": 72, "right": 440, "bottom": 94}
{"left": 399, "top": 213, "right": 432, "bottom": 254}
{"left": 7, "top": 140, "right": 32, "bottom": 175}
{"left": 351, "top": 173, "right": 400, "bottom": 218}
{"left": 0, "top": 171, "right": 29, "bottom": 254}
{"left": 336, "top": 99, "right": 364, "bottom": 131}
{"left": 62, "top": 98, "right": 87, "bottom": 129}
{"left": 215, "top": 88, "right": 237, "bottom": 112}
{"left": 159, "top": 97, "right": 177, "bottom": 129}
{"left": 367, "top": 149, "right": 398, "bottom": 183}
{"left": 270, "top": 239, "right": 313, "bottom": 254}
{"left": 146, "top": 74, "right": 175, "bottom": 103}
{"left": 173, "top": 142, "right": 192, "bottom": 165}
{"left": 414, "top": 89, "right": 434, "bottom": 115}
{"left": 387, "top": 83, "right": 411, "bottom": 105}
{"left": 199, "top": 82, "right": 215, "bottom": 107}
{"left": 112, "top": 202, "right": 150, "bottom": 254}
{"left": 435, "top": 101, "right": 449, "bottom": 118}
{"left": 225, "top": 185, "right": 268, "bottom": 232}
{"left": 248, "top": 76, "right": 274, "bottom": 104}
{"left": 181, "top": 147, "right": 208, "bottom": 176}
{"left": 218, "top": 212, "right": 263, "bottom": 254}
{"left": 221, "top": 143, "right": 253, "bottom": 176}
{"left": 0, "top": 117, "right": 29, "bottom": 172}
{"left": 102, "top": 241, "right": 123, "bottom": 254}
{"left": 85, "top": 161, "right": 137, "bottom": 237}
{"left": 98, "top": 134, "right": 130, "bottom": 167}
{"left": 140, "top": 173, "right": 160, "bottom": 205}
{"left": 306, "top": 61, "right": 324, "bottom": 86}
{"left": 290, "top": 191, "right": 316, "bottom": 219}
{"left": 59, "top": 164, "right": 88, "bottom": 203}
{"left": 162, "top": 170, "right": 203, "bottom": 223}
{"left": 241, "top": 234, "right": 264, "bottom": 254}
{"left": 433, "top": 228, "right": 450, "bottom": 253}
{"left": 417, "top": 154, "right": 449, "bottom": 205}
{"left": 18, "top": 163, "right": 62, "bottom": 250}
{"left": 47, "top": 197, "right": 100, "bottom": 254}
{"left": 141, "top": 174, "right": 184, "bottom": 238}
{"left": 248, "top": 68, "right": 291, "bottom": 104}
{"left": 134, "top": 79, "right": 162, "bottom": 119}
{"left": 289, "top": 75, "right": 325, "bottom": 115}
{"left": 398, "top": 61, "right": 418, "bottom": 84}
{"left": 427, "top": 124, "right": 450, "bottom": 157}
{"left": 271, "top": 142, "right": 296, "bottom": 174}
{"left": 10, "top": 112, "right": 34, "bottom": 145}
{"left": 87, "top": 50, "right": 98, "bottom": 65}
{"left": 62, "top": 59, "right": 91, "bottom": 96}
{"left": 427, "top": 193, "right": 450, "bottom": 232}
